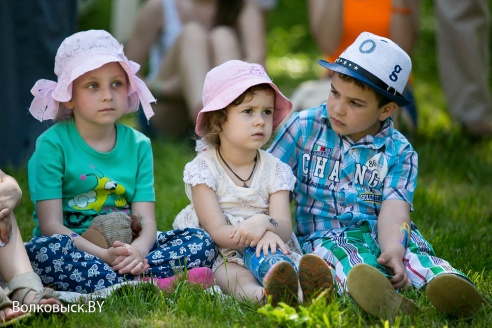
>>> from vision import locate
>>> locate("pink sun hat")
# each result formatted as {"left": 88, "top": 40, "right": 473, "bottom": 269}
{"left": 28, "top": 29, "right": 156, "bottom": 122}
{"left": 195, "top": 60, "right": 292, "bottom": 137}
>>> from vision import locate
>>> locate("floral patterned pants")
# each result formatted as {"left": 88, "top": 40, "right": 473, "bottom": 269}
{"left": 25, "top": 228, "right": 217, "bottom": 293}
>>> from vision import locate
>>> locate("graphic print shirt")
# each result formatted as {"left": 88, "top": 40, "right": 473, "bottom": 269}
{"left": 268, "top": 103, "right": 417, "bottom": 241}
{"left": 28, "top": 120, "right": 155, "bottom": 235}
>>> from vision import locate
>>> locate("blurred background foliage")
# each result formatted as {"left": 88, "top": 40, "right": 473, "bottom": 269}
{"left": 76, "top": 0, "right": 454, "bottom": 136}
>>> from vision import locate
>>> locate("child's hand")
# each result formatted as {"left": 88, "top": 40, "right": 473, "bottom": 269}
{"left": 0, "top": 173, "right": 21, "bottom": 245}
{"left": 0, "top": 174, "right": 21, "bottom": 225}
{"left": 102, "top": 243, "right": 130, "bottom": 266}
{"left": 230, "top": 214, "right": 268, "bottom": 247}
{"left": 0, "top": 216, "right": 12, "bottom": 245}
{"left": 110, "top": 241, "right": 149, "bottom": 275}
{"left": 255, "top": 231, "right": 292, "bottom": 257}
{"left": 377, "top": 249, "right": 411, "bottom": 289}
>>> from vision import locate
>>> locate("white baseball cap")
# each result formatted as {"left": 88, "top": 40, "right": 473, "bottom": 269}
{"left": 318, "top": 31, "right": 412, "bottom": 106}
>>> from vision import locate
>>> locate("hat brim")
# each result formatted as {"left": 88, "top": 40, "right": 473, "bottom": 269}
{"left": 195, "top": 80, "right": 292, "bottom": 137}
{"left": 318, "top": 59, "right": 411, "bottom": 107}
{"left": 52, "top": 55, "right": 138, "bottom": 103}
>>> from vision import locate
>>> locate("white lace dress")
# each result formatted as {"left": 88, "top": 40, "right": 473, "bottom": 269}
{"left": 173, "top": 148, "right": 302, "bottom": 271}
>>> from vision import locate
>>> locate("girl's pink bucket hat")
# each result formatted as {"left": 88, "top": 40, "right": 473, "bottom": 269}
{"left": 28, "top": 29, "right": 155, "bottom": 121}
{"left": 195, "top": 60, "right": 292, "bottom": 137}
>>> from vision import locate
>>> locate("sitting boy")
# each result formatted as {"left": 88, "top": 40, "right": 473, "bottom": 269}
{"left": 268, "top": 31, "right": 490, "bottom": 320}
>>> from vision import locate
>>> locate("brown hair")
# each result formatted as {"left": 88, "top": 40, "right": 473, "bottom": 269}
{"left": 338, "top": 73, "right": 391, "bottom": 108}
{"left": 55, "top": 104, "right": 74, "bottom": 121}
{"left": 200, "top": 84, "right": 275, "bottom": 147}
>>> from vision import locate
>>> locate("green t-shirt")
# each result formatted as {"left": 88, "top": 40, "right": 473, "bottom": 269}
{"left": 28, "top": 120, "right": 155, "bottom": 236}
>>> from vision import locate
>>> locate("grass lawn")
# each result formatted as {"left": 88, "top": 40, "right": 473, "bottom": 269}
{"left": 5, "top": 1, "right": 492, "bottom": 327}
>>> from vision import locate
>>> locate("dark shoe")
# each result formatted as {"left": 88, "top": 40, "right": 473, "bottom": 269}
{"left": 264, "top": 262, "right": 299, "bottom": 307}
{"left": 347, "top": 264, "right": 418, "bottom": 320}
{"left": 298, "top": 254, "right": 334, "bottom": 303}
{"left": 425, "top": 274, "right": 490, "bottom": 318}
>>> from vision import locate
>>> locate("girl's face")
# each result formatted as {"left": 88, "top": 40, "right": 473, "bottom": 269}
{"left": 219, "top": 89, "right": 275, "bottom": 151}
{"left": 327, "top": 73, "right": 395, "bottom": 142}
{"left": 65, "top": 62, "right": 129, "bottom": 128}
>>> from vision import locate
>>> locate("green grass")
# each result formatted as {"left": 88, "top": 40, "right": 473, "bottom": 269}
{"left": 5, "top": 1, "right": 492, "bottom": 327}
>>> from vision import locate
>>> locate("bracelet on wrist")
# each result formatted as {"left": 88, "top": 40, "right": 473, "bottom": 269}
{"left": 69, "top": 232, "right": 79, "bottom": 241}
{"left": 268, "top": 217, "right": 279, "bottom": 228}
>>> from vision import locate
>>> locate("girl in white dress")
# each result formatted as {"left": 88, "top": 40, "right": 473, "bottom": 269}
{"left": 173, "top": 60, "right": 333, "bottom": 306}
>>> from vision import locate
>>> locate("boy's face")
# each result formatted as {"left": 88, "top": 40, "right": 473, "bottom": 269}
{"left": 327, "top": 73, "right": 395, "bottom": 142}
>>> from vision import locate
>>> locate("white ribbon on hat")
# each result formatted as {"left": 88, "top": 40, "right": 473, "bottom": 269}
{"left": 29, "top": 80, "right": 60, "bottom": 122}
{"left": 127, "top": 60, "right": 155, "bottom": 120}
{"left": 134, "top": 76, "right": 155, "bottom": 120}
{"left": 28, "top": 75, "right": 155, "bottom": 122}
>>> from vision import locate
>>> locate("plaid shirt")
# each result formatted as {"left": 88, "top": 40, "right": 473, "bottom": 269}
{"left": 268, "top": 104, "right": 417, "bottom": 241}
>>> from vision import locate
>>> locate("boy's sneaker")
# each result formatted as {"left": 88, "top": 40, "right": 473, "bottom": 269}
{"left": 425, "top": 274, "right": 490, "bottom": 318}
{"left": 264, "top": 261, "right": 299, "bottom": 307}
{"left": 298, "top": 254, "right": 334, "bottom": 303}
{"left": 347, "top": 263, "right": 418, "bottom": 320}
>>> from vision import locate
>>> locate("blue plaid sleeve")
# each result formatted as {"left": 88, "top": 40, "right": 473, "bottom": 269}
{"left": 383, "top": 138, "right": 418, "bottom": 210}
{"left": 268, "top": 112, "right": 304, "bottom": 171}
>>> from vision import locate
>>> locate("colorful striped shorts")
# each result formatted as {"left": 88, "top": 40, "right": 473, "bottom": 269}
{"left": 300, "top": 223, "right": 466, "bottom": 293}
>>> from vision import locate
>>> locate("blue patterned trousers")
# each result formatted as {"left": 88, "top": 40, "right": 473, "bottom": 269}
{"left": 25, "top": 228, "right": 217, "bottom": 293}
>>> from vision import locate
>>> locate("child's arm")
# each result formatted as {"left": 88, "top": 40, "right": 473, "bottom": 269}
{"left": 377, "top": 199, "right": 412, "bottom": 289}
{"left": 0, "top": 169, "right": 21, "bottom": 242}
{"left": 230, "top": 189, "right": 293, "bottom": 246}
{"left": 192, "top": 184, "right": 242, "bottom": 249}
{"left": 307, "top": 0, "right": 343, "bottom": 55}
{"left": 125, "top": 0, "right": 163, "bottom": 77}
{"left": 238, "top": 0, "right": 267, "bottom": 66}
{"left": 0, "top": 169, "right": 22, "bottom": 217}
{"left": 265, "top": 189, "right": 293, "bottom": 241}
{"left": 111, "top": 201, "right": 155, "bottom": 275}
{"left": 36, "top": 199, "right": 131, "bottom": 266}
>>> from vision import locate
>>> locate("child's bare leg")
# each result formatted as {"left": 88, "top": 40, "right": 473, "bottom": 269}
{"left": 0, "top": 214, "right": 58, "bottom": 321}
{"left": 209, "top": 26, "right": 242, "bottom": 66}
{"left": 173, "top": 23, "right": 210, "bottom": 121}
{"left": 0, "top": 214, "right": 33, "bottom": 281}
{"left": 215, "top": 263, "right": 264, "bottom": 303}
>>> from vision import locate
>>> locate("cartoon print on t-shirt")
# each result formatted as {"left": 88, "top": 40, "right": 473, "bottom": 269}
{"left": 68, "top": 165, "right": 128, "bottom": 213}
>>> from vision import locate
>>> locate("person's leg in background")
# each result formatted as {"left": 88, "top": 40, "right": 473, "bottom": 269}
{"left": 435, "top": 0, "right": 492, "bottom": 137}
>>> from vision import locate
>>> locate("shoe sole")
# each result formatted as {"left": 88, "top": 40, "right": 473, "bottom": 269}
{"left": 425, "top": 274, "right": 491, "bottom": 318}
{"left": 264, "top": 262, "right": 299, "bottom": 307}
{"left": 347, "top": 264, "right": 418, "bottom": 320}
{"left": 298, "top": 254, "right": 334, "bottom": 303}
